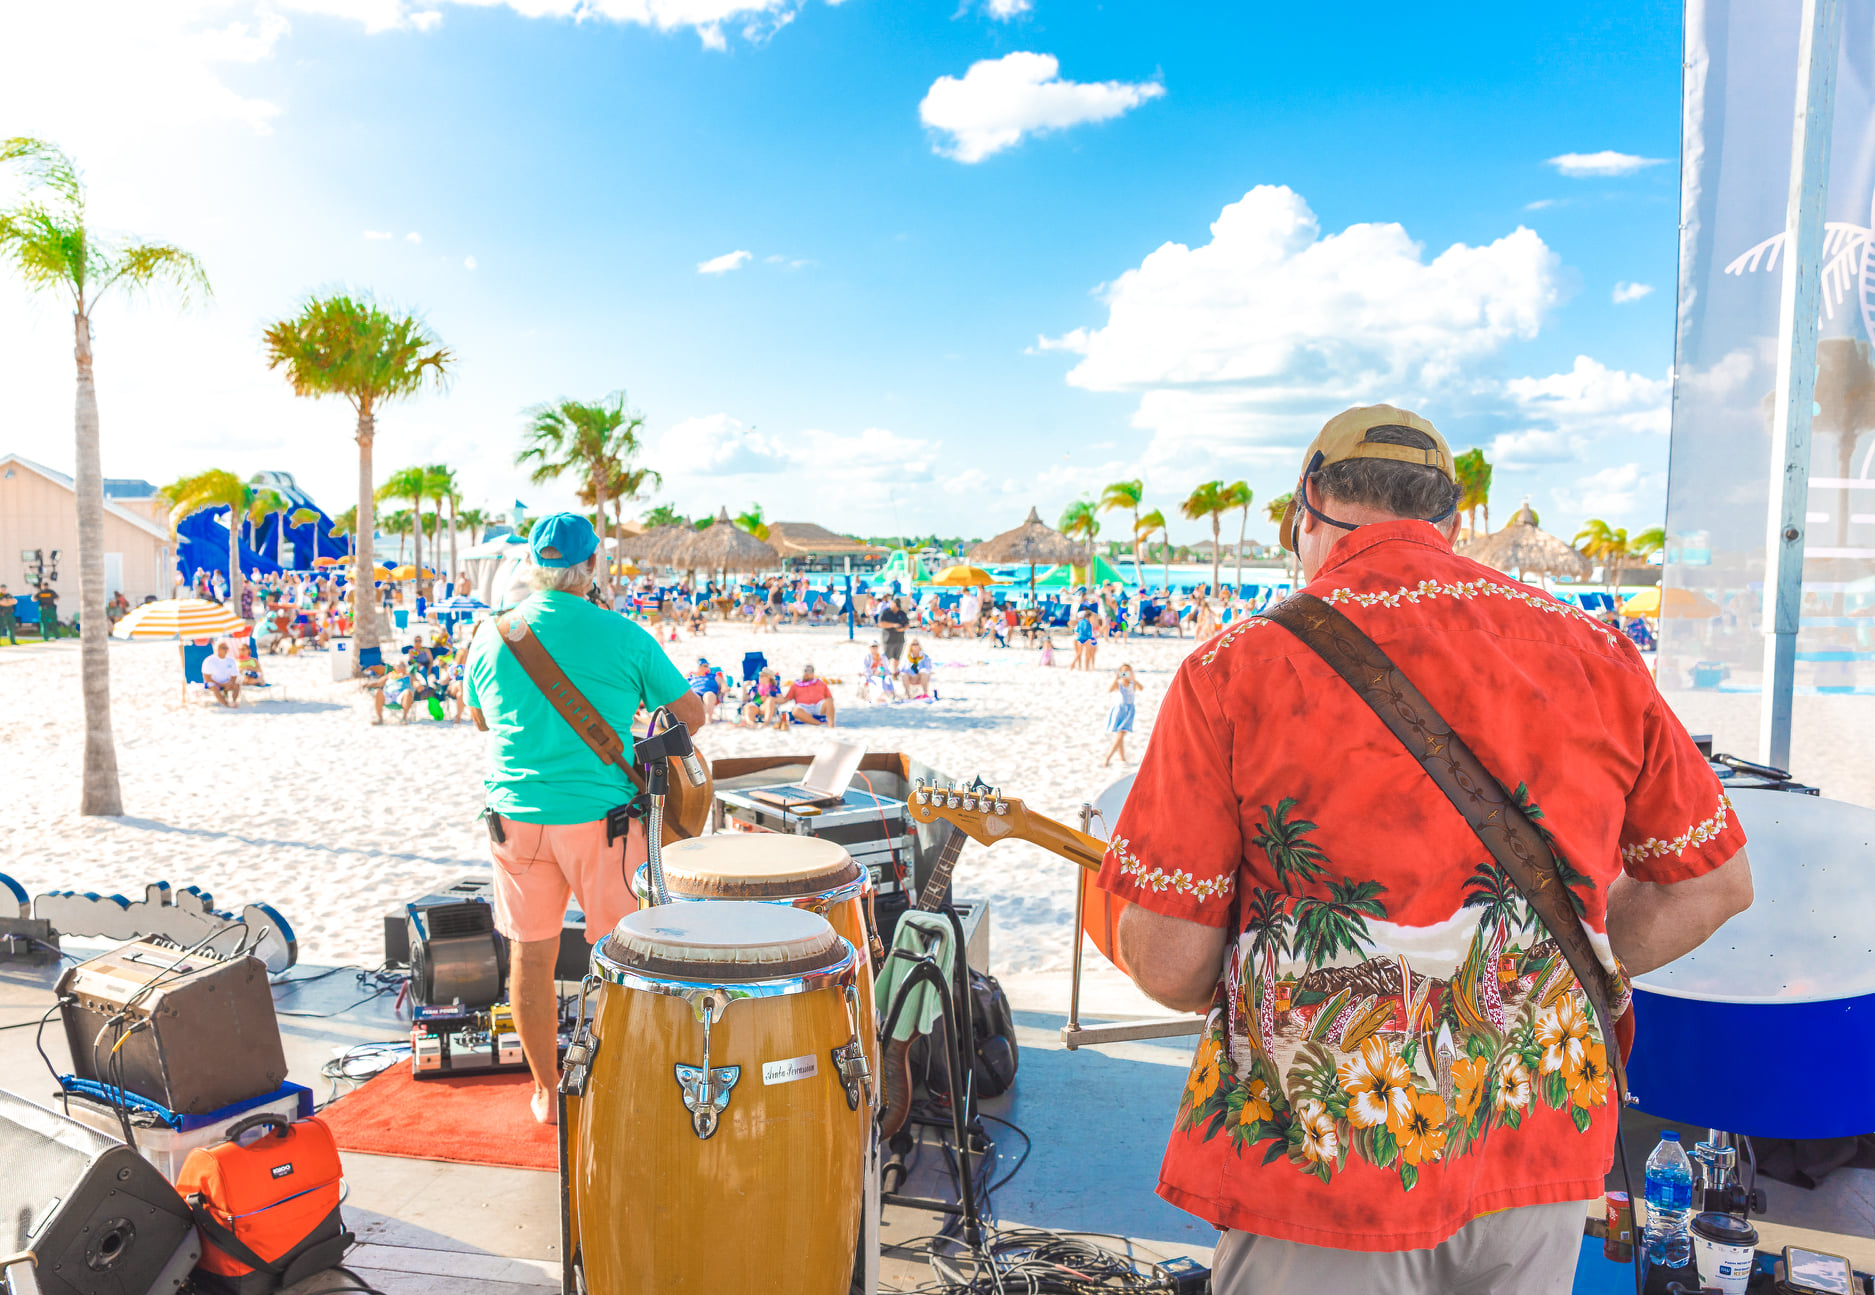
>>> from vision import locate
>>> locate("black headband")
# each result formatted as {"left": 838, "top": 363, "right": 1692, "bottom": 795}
{"left": 1299, "top": 450, "right": 1458, "bottom": 534}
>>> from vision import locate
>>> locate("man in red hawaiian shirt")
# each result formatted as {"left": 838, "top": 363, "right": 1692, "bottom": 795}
{"left": 1098, "top": 405, "right": 1754, "bottom": 1294}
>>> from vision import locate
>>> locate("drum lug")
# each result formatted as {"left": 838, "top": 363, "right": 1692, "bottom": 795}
{"left": 674, "top": 993, "right": 740, "bottom": 1139}
{"left": 561, "top": 1027, "right": 596, "bottom": 1098}
{"left": 834, "top": 983, "right": 873, "bottom": 1112}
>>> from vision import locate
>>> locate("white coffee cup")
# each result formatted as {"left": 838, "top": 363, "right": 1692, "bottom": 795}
{"left": 1691, "top": 1212, "right": 1757, "bottom": 1295}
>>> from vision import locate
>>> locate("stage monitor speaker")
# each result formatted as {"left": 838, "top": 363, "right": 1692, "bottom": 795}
{"left": 408, "top": 900, "right": 506, "bottom": 1009}
{"left": 0, "top": 1087, "right": 199, "bottom": 1295}
{"left": 58, "top": 939, "right": 288, "bottom": 1117}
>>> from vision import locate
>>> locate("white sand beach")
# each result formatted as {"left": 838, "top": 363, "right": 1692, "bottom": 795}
{"left": 6, "top": 621, "right": 1871, "bottom": 1021}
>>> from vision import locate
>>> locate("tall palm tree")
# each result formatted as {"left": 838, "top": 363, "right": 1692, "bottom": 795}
{"left": 263, "top": 295, "right": 452, "bottom": 658}
{"left": 376, "top": 466, "right": 429, "bottom": 577}
{"left": 1462, "top": 861, "right": 1530, "bottom": 1030}
{"left": 576, "top": 465, "right": 664, "bottom": 570}
{"left": 1243, "top": 887, "right": 1291, "bottom": 1057}
{"left": 1631, "top": 526, "right": 1666, "bottom": 568}
{"left": 1264, "top": 493, "right": 1295, "bottom": 581}
{"left": 1058, "top": 498, "right": 1101, "bottom": 575}
{"left": 1573, "top": 520, "right": 1633, "bottom": 594}
{"left": 1, "top": 138, "right": 209, "bottom": 817}
{"left": 1250, "top": 797, "right": 1329, "bottom": 894}
{"left": 1181, "top": 480, "right": 1231, "bottom": 594}
{"left": 1136, "top": 508, "right": 1169, "bottom": 596}
{"left": 162, "top": 470, "right": 283, "bottom": 616}
{"left": 1455, "top": 448, "right": 1492, "bottom": 537}
{"left": 1099, "top": 479, "right": 1145, "bottom": 574}
{"left": 517, "top": 392, "right": 642, "bottom": 597}
{"left": 1292, "top": 878, "right": 1388, "bottom": 967}
{"left": 1221, "top": 480, "right": 1253, "bottom": 591}
{"left": 380, "top": 509, "right": 413, "bottom": 564}
{"left": 425, "top": 463, "right": 458, "bottom": 591}
{"left": 458, "top": 507, "right": 488, "bottom": 546}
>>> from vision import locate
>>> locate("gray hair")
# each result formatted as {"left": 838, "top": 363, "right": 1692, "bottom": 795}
{"left": 1314, "top": 424, "right": 1458, "bottom": 522}
{"left": 528, "top": 555, "right": 599, "bottom": 594}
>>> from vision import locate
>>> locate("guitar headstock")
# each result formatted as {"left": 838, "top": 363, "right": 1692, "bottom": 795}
{"left": 908, "top": 777, "right": 1028, "bottom": 848}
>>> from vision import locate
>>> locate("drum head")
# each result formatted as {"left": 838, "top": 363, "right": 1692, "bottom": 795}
{"left": 659, "top": 834, "right": 862, "bottom": 900}
{"left": 606, "top": 901, "right": 844, "bottom": 981}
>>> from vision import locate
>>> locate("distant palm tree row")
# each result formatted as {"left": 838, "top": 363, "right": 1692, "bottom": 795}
{"left": 1059, "top": 478, "right": 1256, "bottom": 595}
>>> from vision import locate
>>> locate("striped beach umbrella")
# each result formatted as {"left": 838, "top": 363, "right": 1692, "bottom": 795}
{"left": 111, "top": 598, "right": 251, "bottom": 640}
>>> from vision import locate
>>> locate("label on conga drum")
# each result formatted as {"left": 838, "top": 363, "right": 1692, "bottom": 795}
{"left": 762, "top": 1053, "right": 820, "bottom": 1085}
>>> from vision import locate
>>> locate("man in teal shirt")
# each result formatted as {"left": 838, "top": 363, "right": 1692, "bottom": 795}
{"left": 465, "top": 513, "right": 702, "bottom": 1124}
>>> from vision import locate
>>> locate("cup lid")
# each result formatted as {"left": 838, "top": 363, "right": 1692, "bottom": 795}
{"left": 1690, "top": 1212, "right": 1758, "bottom": 1247}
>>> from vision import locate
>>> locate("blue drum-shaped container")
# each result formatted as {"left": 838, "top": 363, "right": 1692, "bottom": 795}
{"left": 1627, "top": 788, "right": 1875, "bottom": 1139}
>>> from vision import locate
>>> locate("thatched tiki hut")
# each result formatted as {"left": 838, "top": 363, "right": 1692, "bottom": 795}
{"left": 617, "top": 523, "right": 697, "bottom": 571}
{"left": 674, "top": 507, "right": 781, "bottom": 588}
{"left": 1458, "top": 502, "right": 1592, "bottom": 582}
{"left": 967, "top": 506, "right": 1083, "bottom": 599}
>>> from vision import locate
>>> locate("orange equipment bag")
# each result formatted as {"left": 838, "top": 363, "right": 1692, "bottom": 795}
{"left": 175, "top": 1113, "right": 354, "bottom": 1295}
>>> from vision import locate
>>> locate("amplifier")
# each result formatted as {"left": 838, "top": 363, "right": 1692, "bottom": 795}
{"left": 385, "top": 877, "right": 589, "bottom": 981}
{"left": 408, "top": 900, "right": 507, "bottom": 1010}
{"left": 58, "top": 939, "right": 287, "bottom": 1117}
{"left": 718, "top": 786, "right": 915, "bottom": 893}
{"left": 0, "top": 1086, "right": 200, "bottom": 1295}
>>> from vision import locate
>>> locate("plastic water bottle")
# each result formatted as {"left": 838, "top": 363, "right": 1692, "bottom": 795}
{"left": 1643, "top": 1130, "right": 1695, "bottom": 1267}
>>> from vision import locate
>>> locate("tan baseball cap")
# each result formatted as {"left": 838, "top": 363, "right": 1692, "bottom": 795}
{"left": 1279, "top": 404, "right": 1456, "bottom": 552}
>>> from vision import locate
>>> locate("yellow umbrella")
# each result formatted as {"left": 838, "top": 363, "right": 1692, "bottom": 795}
{"left": 1622, "top": 587, "right": 1720, "bottom": 618}
{"left": 312, "top": 555, "right": 346, "bottom": 568}
{"left": 923, "top": 564, "right": 1006, "bottom": 587}
{"left": 111, "top": 598, "right": 251, "bottom": 640}
{"left": 389, "top": 564, "right": 437, "bottom": 581}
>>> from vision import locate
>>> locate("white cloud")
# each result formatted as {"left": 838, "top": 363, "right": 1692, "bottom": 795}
{"left": 1612, "top": 281, "right": 1654, "bottom": 303}
{"left": 405, "top": 230, "right": 422, "bottom": 243}
{"left": 919, "top": 52, "right": 1164, "bottom": 164}
{"left": 464, "top": 255, "right": 478, "bottom": 270}
{"left": 1489, "top": 428, "right": 1581, "bottom": 469}
{"left": 363, "top": 230, "right": 393, "bottom": 240}
{"left": 410, "top": 8, "right": 443, "bottom": 28}
{"left": 985, "top": 0, "right": 1031, "bottom": 17}
{"left": 661, "top": 414, "right": 791, "bottom": 474}
{"left": 1546, "top": 151, "right": 1666, "bottom": 178}
{"left": 655, "top": 416, "right": 935, "bottom": 500}
{"left": 697, "top": 249, "right": 752, "bottom": 275}
{"left": 1551, "top": 462, "right": 1663, "bottom": 518}
{"left": 1524, "top": 198, "right": 1560, "bottom": 211}
{"left": 283, "top": 0, "right": 825, "bottom": 46}
{"left": 1042, "top": 185, "right": 1561, "bottom": 471}
{"left": 1504, "top": 355, "right": 1669, "bottom": 438}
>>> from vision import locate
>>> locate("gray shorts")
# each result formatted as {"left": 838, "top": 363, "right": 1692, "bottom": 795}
{"left": 1210, "top": 1199, "right": 1590, "bottom": 1295}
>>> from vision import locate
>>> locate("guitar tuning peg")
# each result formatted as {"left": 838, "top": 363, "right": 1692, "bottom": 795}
{"left": 994, "top": 799, "right": 1009, "bottom": 815}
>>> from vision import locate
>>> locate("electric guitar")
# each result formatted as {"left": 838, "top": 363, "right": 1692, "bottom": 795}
{"left": 905, "top": 781, "right": 1107, "bottom": 873}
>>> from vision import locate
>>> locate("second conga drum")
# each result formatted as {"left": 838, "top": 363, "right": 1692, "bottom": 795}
{"left": 638, "top": 833, "right": 884, "bottom": 1074}
{"left": 567, "top": 902, "right": 868, "bottom": 1295}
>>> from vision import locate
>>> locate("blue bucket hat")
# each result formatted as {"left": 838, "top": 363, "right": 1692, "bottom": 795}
{"left": 529, "top": 513, "right": 600, "bottom": 568}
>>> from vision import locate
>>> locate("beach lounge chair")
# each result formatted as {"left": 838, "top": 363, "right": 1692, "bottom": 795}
{"left": 741, "top": 652, "right": 768, "bottom": 684}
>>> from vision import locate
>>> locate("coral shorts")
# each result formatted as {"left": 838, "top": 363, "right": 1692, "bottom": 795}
{"left": 487, "top": 817, "right": 647, "bottom": 944}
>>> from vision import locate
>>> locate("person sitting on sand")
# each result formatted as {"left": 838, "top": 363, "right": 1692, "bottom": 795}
{"left": 1038, "top": 634, "right": 1057, "bottom": 668}
{"left": 1103, "top": 663, "right": 1138, "bottom": 767}
{"left": 858, "top": 641, "right": 897, "bottom": 703}
{"left": 902, "top": 639, "right": 934, "bottom": 698}
{"left": 367, "top": 662, "right": 410, "bottom": 725}
{"left": 776, "top": 662, "right": 837, "bottom": 728}
{"left": 738, "top": 667, "right": 782, "bottom": 726}
{"left": 237, "top": 641, "right": 267, "bottom": 687}
{"left": 201, "top": 640, "right": 242, "bottom": 707}
{"left": 686, "top": 657, "right": 725, "bottom": 724}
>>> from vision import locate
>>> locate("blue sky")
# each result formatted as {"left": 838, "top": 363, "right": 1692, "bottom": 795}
{"left": 0, "top": 0, "right": 1684, "bottom": 545}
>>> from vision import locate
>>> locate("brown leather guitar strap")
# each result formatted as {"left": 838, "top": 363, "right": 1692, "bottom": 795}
{"left": 493, "top": 613, "right": 645, "bottom": 795}
{"left": 1261, "top": 592, "right": 1632, "bottom": 1101}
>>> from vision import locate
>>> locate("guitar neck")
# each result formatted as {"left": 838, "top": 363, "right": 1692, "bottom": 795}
{"left": 916, "top": 824, "right": 969, "bottom": 912}
{"left": 1010, "top": 815, "right": 1107, "bottom": 874}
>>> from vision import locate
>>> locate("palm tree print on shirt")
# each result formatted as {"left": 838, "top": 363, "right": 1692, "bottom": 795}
{"left": 1176, "top": 792, "right": 1610, "bottom": 1192}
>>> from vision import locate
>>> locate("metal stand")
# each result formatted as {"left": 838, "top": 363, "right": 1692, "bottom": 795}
{"left": 1061, "top": 803, "right": 1204, "bottom": 1051}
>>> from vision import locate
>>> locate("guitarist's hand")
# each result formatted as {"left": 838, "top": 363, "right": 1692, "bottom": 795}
{"left": 664, "top": 689, "right": 707, "bottom": 734}
{"left": 1116, "top": 904, "right": 1227, "bottom": 1014}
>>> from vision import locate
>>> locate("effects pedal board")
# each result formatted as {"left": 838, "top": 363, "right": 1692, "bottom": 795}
{"left": 411, "top": 1003, "right": 525, "bottom": 1079}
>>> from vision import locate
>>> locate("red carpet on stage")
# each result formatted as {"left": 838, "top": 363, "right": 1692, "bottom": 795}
{"left": 321, "top": 1066, "right": 558, "bottom": 1172}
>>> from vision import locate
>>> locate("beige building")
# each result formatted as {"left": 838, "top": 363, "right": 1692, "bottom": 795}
{"left": 0, "top": 453, "right": 172, "bottom": 606}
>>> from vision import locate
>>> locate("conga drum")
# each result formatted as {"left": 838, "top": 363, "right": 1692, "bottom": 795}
{"left": 563, "top": 902, "right": 869, "bottom": 1295}
{"left": 637, "top": 833, "right": 885, "bottom": 1077}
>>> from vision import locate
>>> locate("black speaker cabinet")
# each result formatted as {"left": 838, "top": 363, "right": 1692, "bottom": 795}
{"left": 0, "top": 1087, "right": 199, "bottom": 1295}
{"left": 58, "top": 939, "right": 288, "bottom": 1116}
{"left": 407, "top": 900, "right": 507, "bottom": 1009}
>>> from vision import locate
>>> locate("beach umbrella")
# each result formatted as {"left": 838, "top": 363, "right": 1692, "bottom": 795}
{"left": 312, "top": 555, "right": 345, "bottom": 568}
{"left": 435, "top": 594, "right": 488, "bottom": 612}
{"left": 112, "top": 598, "right": 250, "bottom": 640}
{"left": 1622, "top": 586, "right": 1720, "bottom": 619}
{"left": 1457, "top": 501, "right": 1593, "bottom": 581}
{"left": 674, "top": 508, "right": 780, "bottom": 580}
{"left": 390, "top": 564, "right": 437, "bottom": 581}
{"left": 924, "top": 564, "right": 1005, "bottom": 587}
{"left": 967, "top": 506, "right": 1082, "bottom": 599}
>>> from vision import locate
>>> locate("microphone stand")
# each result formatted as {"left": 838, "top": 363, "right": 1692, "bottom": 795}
{"left": 633, "top": 707, "right": 706, "bottom": 907}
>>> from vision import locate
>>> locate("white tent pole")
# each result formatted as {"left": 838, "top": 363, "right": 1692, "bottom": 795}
{"left": 1760, "top": 0, "right": 1843, "bottom": 771}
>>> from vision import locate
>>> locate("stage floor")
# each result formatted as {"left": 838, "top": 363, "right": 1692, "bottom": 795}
{"left": 3, "top": 949, "right": 1870, "bottom": 1292}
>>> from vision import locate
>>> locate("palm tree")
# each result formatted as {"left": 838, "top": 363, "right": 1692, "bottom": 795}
{"left": 1264, "top": 493, "right": 1295, "bottom": 581}
{"left": 1250, "top": 797, "right": 1329, "bottom": 894}
{"left": 1181, "top": 481, "right": 1231, "bottom": 595}
{"left": 734, "top": 503, "right": 770, "bottom": 541}
{"left": 642, "top": 503, "right": 685, "bottom": 529}
{"left": 1221, "top": 480, "right": 1252, "bottom": 592}
{"left": 1, "top": 138, "right": 209, "bottom": 817}
{"left": 458, "top": 507, "right": 488, "bottom": 546}
{"left": 1631, "top": 526, "right": 1666, "bottom": 568}
{"left": 376, "top": 466, "right": 428, "bottom": 578}
{"left": 329, "top": 506, "right": 357, "bottom": 560}
{"left": 263, "top": 295, "right": 452, "bottom": 658}
{"left": 1292, "top": 878, "right": 1388, "bottom": 967}
{"left": 425, "top": 463, "right": 458, "bottom": 591}
{"left": 381, "top": 509, "right": 413, "bottom": 564}
{"left": 162, "top": 470, "right": 282, "bottom": 616}
{"left": 517, "top": 392, "right": 642, "bottom": 597}
{"left": 1462, "top": 861, "right": 1530, "bottom": 1030}
{"left": 1243, "top": 887, "right": 1291, "bottom": 1057}
{"left": 1573, "top": 520, "right": 1633, "bottom": 594}
{"left": 1099, "top": 479, "right": 1145, "bottom": 574}
{"left": 576, "top": 464, "right": 663, "bottom": 563}
{"left": 1455, "top": 448, "right": 1492, "bottom": 538}
{"left": 1058, "top": 498, "right": 1101, "bottom": 576}
{"left": 1134, "top": 508, "right": 1170, "bottom": 597}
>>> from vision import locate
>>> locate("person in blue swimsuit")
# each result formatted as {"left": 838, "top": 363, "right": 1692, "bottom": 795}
{"left": 1103, "top": 662, "right": 1138, "bottom": 766}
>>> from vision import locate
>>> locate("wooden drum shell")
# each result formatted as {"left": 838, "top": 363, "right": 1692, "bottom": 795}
{"left": 570, "top": 970, "right": 865, "bottom": 1294}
